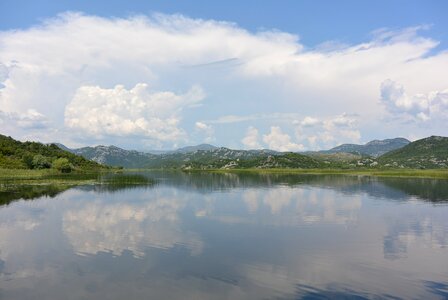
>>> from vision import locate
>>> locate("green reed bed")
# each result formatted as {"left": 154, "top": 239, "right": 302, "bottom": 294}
{"left": 0, "top": 171, "right": 156, "bottom": 207}
{"left": 99, "top": 174, "right": 154, "bottom": 185}
{"left": 0, "top": 168, "right": 154, "bottom": 187}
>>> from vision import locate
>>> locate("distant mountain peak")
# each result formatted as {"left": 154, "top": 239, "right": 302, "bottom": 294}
{"left": 49, "top": 135, "right": 448, "bottom": 170}
{"left": 326, "top": 137, "right": 410, "bottom": 157}
{"left": 365, "top": 137, "right": 410, "bottom": 146}
{"left": 174, "top": 144, "right": 218, "bottom": 153}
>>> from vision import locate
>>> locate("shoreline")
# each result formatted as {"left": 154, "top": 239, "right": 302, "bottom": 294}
{"left": 184, "top": 168, "right": 448, "bottom": 179}
{"left": 1, "top": 168, "right": 447, "bottom": 183}
{"left": 0, "top": 169, "right": 119, "bottom": 186}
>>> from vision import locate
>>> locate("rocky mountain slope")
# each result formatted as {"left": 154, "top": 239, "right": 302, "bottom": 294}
{"left": 67, "top": 145, "right": 157, "bottom": 168}
{"left": 59, "top": 144, "right": 279, "bottom": 168}
{"left": 156, "top": 148, "right": 325, "bottom": 169}
{"left": 324, "top": 138, "right": 410, "bottom": 157}
{"left": 55, "top": 136, "right": 448, "bottom": 170}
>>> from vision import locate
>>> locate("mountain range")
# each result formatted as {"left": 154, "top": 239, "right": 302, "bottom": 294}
{"left": 63, "top": 144, "right": 278, "bottom": 169}
{"left": 54, "top": 136, "right": 447, "bottom": 170}
{"left": 322, "top": 138, "right": 410, "bottom": 157}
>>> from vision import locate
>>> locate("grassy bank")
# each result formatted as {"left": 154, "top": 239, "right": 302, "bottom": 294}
{"left": 0, "top": 168, "right": 115, "bottom": 179}
{"left": 0, "top": 168, "right": 155, "bottom": 192}
{"left": 194, "top": 168, "right": 448, "bottom": 179}
{"left": 0, "top": 171, "right": 155, "bottom": 205}
{"left": 0, "top": 168, "right": 124, "bottom": 186}
{"left": 0, "top": 168, "right": 57, "bottom": 179}
{"left": 2, "top": 167, "right": 448, "bottom": 182}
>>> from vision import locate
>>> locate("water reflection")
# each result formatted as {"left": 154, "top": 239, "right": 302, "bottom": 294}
{"left": 204, "top": 187, "right": 362, "bottom": 227}
{"left": 384, "top": 217, "right": 448, "bottom": 260}
{"left": 0, "top": 184, "right": 70, "bottom": 206}
{"left": 0, "top": 172, "right": 447, "bottom": 299}
{"left": 63, "top": 195, "right": 203, "bottom": 257}
{"left": 0, "top": 174, "right": 154, "bottom": 206}
{"left": 153, "top": 171, "right": 448, "bottom": 203}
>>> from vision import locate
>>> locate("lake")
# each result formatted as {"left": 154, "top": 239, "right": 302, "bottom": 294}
{"left": 0, "top": 171, "right": 447, "bottom": 299}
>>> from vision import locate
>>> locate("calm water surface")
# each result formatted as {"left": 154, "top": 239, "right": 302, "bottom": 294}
{"left": 0, "top": 172, "right": 448, "bottom": 299}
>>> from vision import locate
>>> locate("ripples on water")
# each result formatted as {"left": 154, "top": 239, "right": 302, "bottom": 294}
{"left": 0, "top": 172, "right": 447, "bottom": 299}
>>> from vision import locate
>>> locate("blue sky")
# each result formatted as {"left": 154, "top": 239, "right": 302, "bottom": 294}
{"left": 2, "top": 1, "right": 448, "bottom": 48}
{"left": 0, "top": 1, "right": 447, "bottom": 150}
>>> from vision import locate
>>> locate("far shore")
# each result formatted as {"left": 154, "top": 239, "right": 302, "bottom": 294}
{"left": 0, "top": 168, "right": 119, "bottom": 185}
{"left": 1, "top": 168, "right": 447, "bottom": 182}
{"left": 183, "top": 168, "right": 448, "bottom": 179}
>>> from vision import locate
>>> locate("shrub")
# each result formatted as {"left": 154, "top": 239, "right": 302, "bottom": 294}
{"left": 22, "top": 153, "right": 34, "bottom": 168}
{"left": 32, "top": 154, "right": 52, "bottom": 169}
{"left": 52, "top": 158, "right": 73, "bottom": 173}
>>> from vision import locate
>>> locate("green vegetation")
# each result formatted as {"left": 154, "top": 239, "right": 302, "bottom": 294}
{"left": 0, "top": 169, "right": 104, "bottom": 186}
{"left": 305, "top": 152, "right": 362, "bottom": 163}
{"left": 56, "top": 136, "right": 447, "bottom": 172}
{"left": 0, "top": 168, "right": 57, "bottom": 179}
{"left": 181, "top": 152, "right": 327, "bottom": 169}
{"left": 0, "top": 173, "right": 155, "bottom": 206}
{"left": 92, "top": 174, "right": 155, "bottom": 192}
{"left": 101, "top": 174, "right": 152, "bottom": 184}
{"left": 0, "top": 134, "right": 107, "bottom": 172}
{"left": 52, "top": 158, "right": 73, "bottom": 173}
{"left": 188, "top": 136, "right": 447, "bottom": 171}
{"left": 2, "top": 134, "right": 447, "bottom": 179}
{"left": 31, "top": 154, "right": 52, "bottom": 169}
{"left": 379, "top": 136, "right": 448, "bottom": 169}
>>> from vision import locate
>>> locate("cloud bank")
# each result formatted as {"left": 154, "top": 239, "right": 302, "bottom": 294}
{"left": 0, "top": 13, "right": 447, "bottom": 149}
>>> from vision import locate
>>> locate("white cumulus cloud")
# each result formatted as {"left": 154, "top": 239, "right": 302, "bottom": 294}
{"left": 380, "top": 79, "right": 448, "bottom": 121}
{"left": 194, "top": 121, "right": 215, "bottom": 142}
{"left": 293, "top": 114, "right": 361, "bottom": 150}
{"left": 195, "top": 121, "right": 209, "bottom": 130}
{"left": 65, "top": 83, "right": 205, "bottom": 141}
{"left": 299, "top": 116, "right": 320, "bottom": 127}
{"left": 262, "top": 126, "right": 304, "bottom": 152}
{"left": 241, "top": 126, "right": 262, "bottom": 149}
{"left": 0, "top": 109, "right": 49, "bottom": 129}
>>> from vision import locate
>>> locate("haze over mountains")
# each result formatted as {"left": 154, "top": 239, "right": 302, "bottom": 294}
{"left": 54, "top": 137, "right": 447, "bottom": 169}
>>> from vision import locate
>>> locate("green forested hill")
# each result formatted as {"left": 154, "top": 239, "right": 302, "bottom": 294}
{"left": 0, "top": 134, "right": 106, "bottom": 171}
{"left": 378, "top": 136, "right": 448, "bottom": 168}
